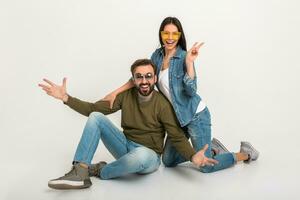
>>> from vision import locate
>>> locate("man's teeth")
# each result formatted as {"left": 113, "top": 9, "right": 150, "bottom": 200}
{"left": 141, "top": 85, "right": 149, "bottom": 88}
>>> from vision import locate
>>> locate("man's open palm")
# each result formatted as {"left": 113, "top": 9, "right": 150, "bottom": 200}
{"left": 38, "top": 78, "right": 67, "bottom": 101}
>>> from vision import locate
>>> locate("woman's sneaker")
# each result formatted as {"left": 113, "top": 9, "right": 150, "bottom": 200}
{"left": 240, "top": 141, "right": 260, "bottom": 163}
{"left": 48, "top": 163, "right": 92, "bottom": 189}
{"left": 211, "top": 138, "right": 230, "bottom": 155}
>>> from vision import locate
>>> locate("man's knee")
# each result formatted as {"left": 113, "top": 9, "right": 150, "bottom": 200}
{"left": 88, "top": 112, "right": 108, "bottom": 125}
{"left": 89, "top": 112, "right": 105, "bottom": 120}
{"left": 134, "top": 148, "right": 160, "bottom": 174}
{"left": 135, "top": 147, "right": 158, "bottom": 168}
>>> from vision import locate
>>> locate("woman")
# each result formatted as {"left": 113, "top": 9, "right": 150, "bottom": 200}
{"left": 103, "top": 17, "right": 259, "bottom": 172}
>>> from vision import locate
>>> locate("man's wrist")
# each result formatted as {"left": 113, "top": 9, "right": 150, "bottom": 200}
{"left": 191, "top": 154, "right": 196, "bottom": 163}
{"left": 62, "top": 94, "right": 69, "bottom": 103}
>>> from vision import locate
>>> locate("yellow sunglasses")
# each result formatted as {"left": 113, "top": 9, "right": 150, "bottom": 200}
{"left": 160, "top": 31, "right": 182, "bottom": 40}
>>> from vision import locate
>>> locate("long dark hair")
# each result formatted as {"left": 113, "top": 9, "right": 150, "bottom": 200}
{"left": 159, "top": 17, "right": 187, "bottom": 51}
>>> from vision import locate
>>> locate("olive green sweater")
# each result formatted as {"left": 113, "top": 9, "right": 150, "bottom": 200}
{"left": 65, "top": 88, "right": 196, "bottom": 160}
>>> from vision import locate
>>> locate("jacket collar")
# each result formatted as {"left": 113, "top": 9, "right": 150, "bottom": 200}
{"left": 159, "top": 46, "right": 184, "bottom": 59}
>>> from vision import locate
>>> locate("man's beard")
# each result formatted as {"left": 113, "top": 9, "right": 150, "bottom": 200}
{"left": 136, "top": 83, "right": 155, "bottom": 96}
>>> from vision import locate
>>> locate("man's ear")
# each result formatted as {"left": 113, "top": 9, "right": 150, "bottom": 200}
{"left": 154, "top": 75, "right": 157, "bottom": 83}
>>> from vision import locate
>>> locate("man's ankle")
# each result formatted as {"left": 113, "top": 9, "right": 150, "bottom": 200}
{"left": 79, "top": 163, "right": 89, "bottom": 169}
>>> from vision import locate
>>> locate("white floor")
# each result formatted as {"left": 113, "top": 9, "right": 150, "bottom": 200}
{"left": 2, "top": 135, "right": 299, "bottom": 200}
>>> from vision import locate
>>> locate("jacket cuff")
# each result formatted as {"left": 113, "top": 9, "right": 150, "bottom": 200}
{"left": 183, "top": 73, "right": 196, "bottom": 86}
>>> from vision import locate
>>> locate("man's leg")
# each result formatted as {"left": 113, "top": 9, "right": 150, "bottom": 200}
{"left": 48, "top": 112, "right": 128, "bottom": 189}
{"left": 73, "top": 112, "right": 128, "bottom": 164}
{"left": 100, "top": 146, "right": 161, "bottom": 180}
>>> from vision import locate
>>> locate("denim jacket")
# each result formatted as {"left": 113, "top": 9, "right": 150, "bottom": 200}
{"left": 151, "top": 46, "right": 202, "bottom": 127}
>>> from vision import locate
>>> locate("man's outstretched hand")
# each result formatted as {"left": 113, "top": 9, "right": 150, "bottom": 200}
{"left": 191, "top": 144, "right": 219, "bottom": 167}
{"left": 38, "top": 78, "right": 69, "bottom": 102}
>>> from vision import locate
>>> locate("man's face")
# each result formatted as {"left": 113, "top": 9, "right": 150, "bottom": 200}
{"left": 132, "top": 65, "right": 157, "bottom": 96}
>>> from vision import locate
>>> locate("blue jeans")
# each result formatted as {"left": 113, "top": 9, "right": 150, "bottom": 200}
{"left": 73, "top": 112, "right": 161, "bottom": 179}
{"left": 162, "top": 107, "right": 235, "bottom": 173}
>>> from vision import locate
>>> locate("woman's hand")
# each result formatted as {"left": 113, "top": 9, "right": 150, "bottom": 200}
{"left": 186, "top": 42, "right": 204, "bottom": 64}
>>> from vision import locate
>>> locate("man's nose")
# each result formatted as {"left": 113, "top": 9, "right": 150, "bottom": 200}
{"left": 141, "top": 76, "right": 147, "bottom": 83}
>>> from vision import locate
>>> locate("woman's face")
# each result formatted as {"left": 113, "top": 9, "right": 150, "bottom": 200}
{"left": 161, "top": 24, "right": 181, "bottom": 51}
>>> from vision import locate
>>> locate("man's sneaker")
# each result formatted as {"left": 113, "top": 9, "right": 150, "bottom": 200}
{"left": 48, "top": 163, "right": 92, "bottom": 189}
{"left": 240, "top": 141, "right": 260, "bottom": 163}
{"left": 211, "top": 138, "right": 230, "bottom": 155}
{"left": 89, "top": 161, "right": 107, "bottom": 177}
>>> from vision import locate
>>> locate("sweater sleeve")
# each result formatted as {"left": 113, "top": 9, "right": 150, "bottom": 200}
{"left": 159, "top": 102, "right": 196, "bottom": 160}
{"left": 64, "top": 92, "right": 123, "bottom": 117}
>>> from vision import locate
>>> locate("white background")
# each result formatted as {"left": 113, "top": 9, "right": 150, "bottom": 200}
{"left": 1, "top": 0, "right": 300, "bottom": 199}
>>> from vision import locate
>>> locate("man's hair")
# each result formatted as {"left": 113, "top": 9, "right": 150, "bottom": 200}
{"left": 130, "top": 59, "right": 157, "bottom": 75}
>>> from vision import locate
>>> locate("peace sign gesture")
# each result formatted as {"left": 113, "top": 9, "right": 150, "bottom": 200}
{"left": 186, "top": 42, "right": 204, "bottom": 64}
{"left": 38, "top": 77, "right": 69, "bottom": 102}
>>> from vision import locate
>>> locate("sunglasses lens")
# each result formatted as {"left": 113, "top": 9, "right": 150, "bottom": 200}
{"left": 161, "top": 31, "right": 181, "bottom": 40}
{"left": 134, "top": 73, "right": 153, "bottom": 81}
{"left": 145, "top": 73, "right": 153, "bottom": 80}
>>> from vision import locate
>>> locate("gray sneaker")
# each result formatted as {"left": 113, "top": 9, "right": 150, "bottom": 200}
{"left": 240, "top": 141, "right": 259, "bottom": 163}
{"left": 48, "top": 163, "right": 92, "bottom": 189}
{"left": 211, "top": 138, "right": 230, "bottom": 155}
{"left": 89, "top": 161, "right": 107, "bottom": 177}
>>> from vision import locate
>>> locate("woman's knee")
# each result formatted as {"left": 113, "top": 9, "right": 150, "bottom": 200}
{"left": 162, "top": 153, "right": 176, "bottom": 167}
{"left": 199, "top": 165, "right": 215, "bottom": 173}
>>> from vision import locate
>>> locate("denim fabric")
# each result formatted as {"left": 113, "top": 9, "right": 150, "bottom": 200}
{"left": 151, "top": 46, "right": 201, "bottom": 127}
{"left": 73, "top": 112, "right": 161, "bottom": 179}
{"left": 162, "top": 107, "right": 235, "bottom": 173}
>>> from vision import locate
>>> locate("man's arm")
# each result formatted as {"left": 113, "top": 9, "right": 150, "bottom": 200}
{"left": 159, "top": 103, "right": 196, "bottom": 160}
{"left": 38, "top": 77, "right": 122, "bottom": 116}
{"left": 65, "top": 95, "right": 121, "bottom": 116}
{"left": 159, "top": 102, "right": 218, "bottom": 167}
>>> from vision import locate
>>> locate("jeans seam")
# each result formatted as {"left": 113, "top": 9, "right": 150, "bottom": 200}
{"left": 83, "top": 121, "right": 100, "bottom": 164}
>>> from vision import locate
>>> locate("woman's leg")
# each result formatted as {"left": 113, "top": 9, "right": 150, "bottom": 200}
{"left": 188, "top": 108, "right": 236, "bottom": 173}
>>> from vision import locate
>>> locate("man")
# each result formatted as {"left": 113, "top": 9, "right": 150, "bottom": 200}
{"left": 38, "top": 59, "right": 218, "bottom": 190}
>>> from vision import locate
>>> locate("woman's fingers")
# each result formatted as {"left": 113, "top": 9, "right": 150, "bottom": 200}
{"left": 190, "top": 42, "right": 204, "bottom": 54}
{"left": 196, "top": 42, "right": 204, "bottom": 50}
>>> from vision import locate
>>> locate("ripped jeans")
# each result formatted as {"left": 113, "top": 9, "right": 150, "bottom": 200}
{"left": 162, "top": 107, "right": 235, "bottom": 173}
